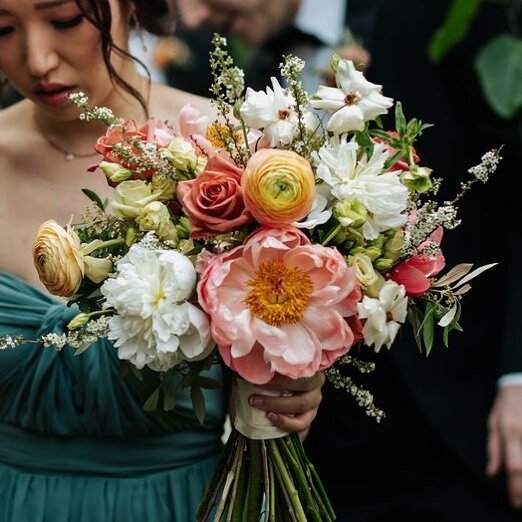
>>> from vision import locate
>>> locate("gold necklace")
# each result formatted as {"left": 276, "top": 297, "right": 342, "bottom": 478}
{"left": 34, "top": 113, "right": 100, "bottom": 162}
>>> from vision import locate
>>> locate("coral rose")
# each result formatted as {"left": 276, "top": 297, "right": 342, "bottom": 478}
{"left": 242, "top": 149, "right": 316, "bottom": 227}
{"left": 389, "top": 227, "right": 445, "bottom": 297}
{"left": 33, "top": 220, "right": 112, "bottom": 298}
{"left": 198, "top": 226, "right": 361, "bottom": 384}
{"left": 177, "top": 155, "right": 252, "bottom": 239}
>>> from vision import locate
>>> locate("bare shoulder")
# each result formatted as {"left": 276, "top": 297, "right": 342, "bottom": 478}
{"left": 0, "top": 100, "right": 34, "bottom": 169}
{"left": 150, "top": 83, "right": 218, "bottom": 121}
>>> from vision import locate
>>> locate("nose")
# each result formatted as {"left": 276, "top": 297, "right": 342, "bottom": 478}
{"left": 25, "top": 27, "right": 60, "bottom": 78}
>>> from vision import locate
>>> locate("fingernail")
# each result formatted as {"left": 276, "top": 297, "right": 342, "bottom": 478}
{"left": 249, "top": 395, "right": 263, "bottom": 407}
{"left": 267, "top": 412, "right": 278, "bottom": 421}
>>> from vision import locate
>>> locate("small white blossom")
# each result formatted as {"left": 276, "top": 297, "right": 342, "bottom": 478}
{"left": 310, "top": 59, "right": 393, "bottom": 134}
{"left": 240, "top": 77, "right": 299, "bottom": 146}
{"left": 357, "top": 281, "right": 408, "bottom": 352}
{"left": 467, "top": 149, "right": 502, "bottom": 183}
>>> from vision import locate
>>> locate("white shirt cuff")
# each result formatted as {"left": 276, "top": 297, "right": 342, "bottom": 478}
{"left": 498, "top": 373, "right": 522, "bottom": 387}
{"left": 295, "top": 0, "right": 346, "bottom": 47}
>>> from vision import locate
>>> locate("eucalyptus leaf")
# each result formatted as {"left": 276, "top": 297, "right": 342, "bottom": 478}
{"left": 453, "top": 263, "right": 498, "bottom": 288}
{"left": 422, "top": 302, "right": 436, "bottom": 356}
{"left": 191, "top": 385, "right": 206, "bottom": 425}
{"left": 438, "top": 304, "right": 457, "bottom": 327}
{"left": 433, "top": 263, "right": 473, "bottom": 287}
{"left": 453, "top": 284, "right": 472, "bottom": 296}
{"left": 143, "top": 388, "right": 160, "bottom": 412}
{"left": 428, "top": 0, "right": 481, "bottom": 62}
{"left": 475, "top": 34, "right": 522, "bottom": 119}
{"left": 82, "top": 188, "right": 106, "bottom": 212}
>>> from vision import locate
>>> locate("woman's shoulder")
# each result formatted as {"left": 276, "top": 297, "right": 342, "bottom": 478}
{"left": 150, "top": 83, "right": 218, "bottom": 121}
{"left": 0, "top": 100, "right": 33, "bottom": 152}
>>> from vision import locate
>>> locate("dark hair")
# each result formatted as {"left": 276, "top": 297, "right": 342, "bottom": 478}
{"left": 75, "top": 0, "right": 175, "bottom": 117}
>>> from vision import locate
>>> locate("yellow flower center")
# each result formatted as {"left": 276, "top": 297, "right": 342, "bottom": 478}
{"left": 244, "top": 259, "right": 313, "bottom": 326}
{"left": 205, "top": 123, "right": 243, "bottom": 149}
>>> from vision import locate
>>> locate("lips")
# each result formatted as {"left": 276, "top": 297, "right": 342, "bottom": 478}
{"left": 33, "top": 83, "right": 77, "bottom": 108}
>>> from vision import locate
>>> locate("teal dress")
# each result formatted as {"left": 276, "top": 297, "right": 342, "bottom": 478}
{"left": 0, "top": 272, "right": 227, "bottom": 521}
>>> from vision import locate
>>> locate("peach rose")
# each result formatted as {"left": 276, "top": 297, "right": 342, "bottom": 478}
{"left": 242, "top": 149, "right": 315, "bottom": 227}
{"left": 177, "top": 155, "right": 252, "bottom": 239}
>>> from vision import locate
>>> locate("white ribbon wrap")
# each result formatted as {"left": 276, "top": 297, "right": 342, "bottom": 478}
{"left": 233, "top": 379, "right": 290, "bottom": 440}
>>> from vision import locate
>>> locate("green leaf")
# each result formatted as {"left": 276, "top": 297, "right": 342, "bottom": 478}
{"left": 395, "top": 102, "right": 407, "bottom": 135}
{"left": 81, "top": 188, "right": 105, "bottom": 212}
{"left": 475, "top": 34, "right": 522, "bottom": 119}
{"left": 408, "top": 304, "right": 423, "bottom": 352}
{"left": 428, "top": 0, "right": 482, "bottom": 62}
{"left": 143, "top": 388, "right": 160, "bottom": 411}
{"left": 191, "top": 385, "right": 206, "bottom": 425}
{"left": 163, "top": 387, "right": 177, "bottom": 412}
{"left": 422, "top": 302, "right": 436, "bottom": 356}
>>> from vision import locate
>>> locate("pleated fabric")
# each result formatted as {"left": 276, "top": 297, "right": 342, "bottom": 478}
{"left": 0, "top": 272, "right": 227, "bottom": 521}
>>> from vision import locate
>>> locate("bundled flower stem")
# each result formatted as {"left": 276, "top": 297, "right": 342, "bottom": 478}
{"left": 197, "top": 430, "right": 335, "bottom": 521}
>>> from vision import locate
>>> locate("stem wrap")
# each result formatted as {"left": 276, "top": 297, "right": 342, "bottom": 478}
{"left": 234, "top": 379, "right": 289, "bottom": 440}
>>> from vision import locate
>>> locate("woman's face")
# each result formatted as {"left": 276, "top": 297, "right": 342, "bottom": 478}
{"left": 0, "top": 0, "right": 130, "bottom": 120}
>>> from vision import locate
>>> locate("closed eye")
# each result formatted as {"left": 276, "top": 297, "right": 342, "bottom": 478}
{"left": 0, "top": 26, "right": 14, "bottom": 37}
{"left": 52, "top": 13, "right": 84, "bottom": 29}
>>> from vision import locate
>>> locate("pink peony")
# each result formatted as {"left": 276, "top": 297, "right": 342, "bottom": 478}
{"left": 177, "top": 155, "right": 253, "bottom": 239}
{"left": 198, "top": 226, "right": 362, "bottom": 384}
{"left": 389, "top": 227, "right": 445, "bottom": 297}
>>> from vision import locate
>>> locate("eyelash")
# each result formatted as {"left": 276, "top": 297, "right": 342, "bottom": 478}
{"left": 0, "top": 14, "right": 84, "bottom": 38}
{"left": 52, "top": 14, "right": 85, "bottom": 29}
{"left": 0, "top": 27, "right": 14, "bottom": 38}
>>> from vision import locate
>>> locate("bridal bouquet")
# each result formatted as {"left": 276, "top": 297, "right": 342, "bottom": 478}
{"left": 1, "top": 35, "right": 500, "bottom": 521}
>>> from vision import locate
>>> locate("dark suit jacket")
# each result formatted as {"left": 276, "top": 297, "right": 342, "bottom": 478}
{"left": 306, "top": 0, "right": 522, "bottom": 518}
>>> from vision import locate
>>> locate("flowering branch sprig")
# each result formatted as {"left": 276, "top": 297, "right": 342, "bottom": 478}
{"left": 68, "top": 92, "right": 121, "bottom": 126}
{"left": 208, "top": 34, "right": 248, "bottom": 166}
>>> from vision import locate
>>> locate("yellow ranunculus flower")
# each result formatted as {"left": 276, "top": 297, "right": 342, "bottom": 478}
{"left": 242, "top": 149, "right": 315, "bottom": 226}
{"left": 33, "top": 220, "right": 112, "bottom": 298}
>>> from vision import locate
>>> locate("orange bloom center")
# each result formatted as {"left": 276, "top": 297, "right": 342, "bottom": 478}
{"left": 205, "top": 123, "right": 243, "bottom": 149}
{"left": 244, "top": 259, "right": 313, "bottom": 326}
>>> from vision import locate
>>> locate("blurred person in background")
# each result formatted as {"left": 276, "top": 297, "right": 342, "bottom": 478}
{"left": 304, "top": 1, "right": 522, "bottom": 521}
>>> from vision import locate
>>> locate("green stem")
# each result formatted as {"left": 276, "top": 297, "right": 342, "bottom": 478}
{"left": 226, "top": 437, "right": 245, "bottom": 522}
{"left": 321, "top": 224, "right": 342, "bottom": 246}
{"left": 278, "top": 438, "right": 322, "bottom": 522}
{"left": 245, "top": 439, "right": 263, "bottom": 520}
{"left": 83, "top": 237, "right": 125, "bottom": 255}
{"left": 291, "top": 434, "right": 336, "bottom": 520}
{"left": 268, "top": 440, "right": 307, "bottom": 522}
{"left": 214, "top": 436, "right": 245, "bottom": 521}
{"left": 268, "top": 458, "right": 276, "bottom": 522}
{"left": 197, "top": 431, "right": 240, "bottom": 521}
{"left": 261, "top": 441, "right": 271, "bottom": 522}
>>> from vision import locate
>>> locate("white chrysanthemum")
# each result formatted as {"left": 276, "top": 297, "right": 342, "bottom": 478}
{"left": 310, "top": 59, "right": 393, "bottom": 134}
{"left": 314, "top": 136, "right": 408, "bottom": 239}
{"left": 240, "top": 77, "right": 317, "bottom": 147}
{"left": 101, "top": 245, "right": 213, "bottom": 372}
{"left": 357, "top": 281, "right": 408, "bottom": 352}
